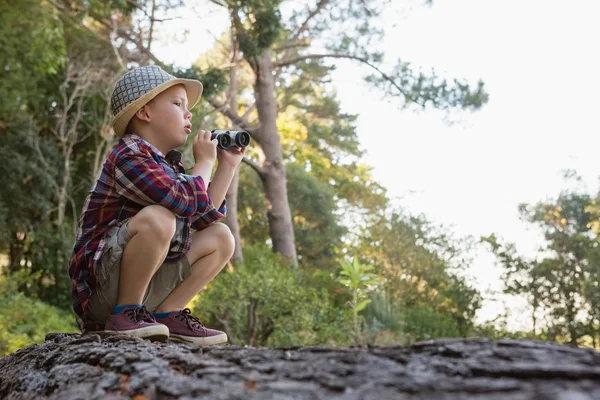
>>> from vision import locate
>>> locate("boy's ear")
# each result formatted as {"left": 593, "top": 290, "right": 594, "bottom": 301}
{"left": 134, "top": 104, "right": 152, "bottom": 123}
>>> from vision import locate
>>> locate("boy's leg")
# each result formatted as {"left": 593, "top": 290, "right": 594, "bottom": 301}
{"left": 155, "top": 222, "right": 234, "bottom": 312}
{"left": 152, "top": 222, "right": 235, "bottom": 345}
{"left": 117, "top": 205, "right": 177, "bottom": 305}
{"left": 87, "top": 205, "right": 176, "bottom": 339}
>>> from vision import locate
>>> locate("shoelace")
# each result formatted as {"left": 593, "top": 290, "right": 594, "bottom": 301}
{"left": 124, "top": 306, "right": 156, "bottom": 323}
{"left": 175, "top": 308, "right": 205, "bottom": 332}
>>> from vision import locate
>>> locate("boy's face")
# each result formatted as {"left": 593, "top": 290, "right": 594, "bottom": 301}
{"left": 144, "top": 84, "right": 192, "bottom": 152}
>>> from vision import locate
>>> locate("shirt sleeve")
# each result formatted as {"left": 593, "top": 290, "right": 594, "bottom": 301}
{"left": 114, "top": 153, "right": 217, "bottom": 218}
{"left": 190, "top": 181, "right": 227, "bottom": 231}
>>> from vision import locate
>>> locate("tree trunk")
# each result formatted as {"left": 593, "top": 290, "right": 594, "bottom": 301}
{"left": 225, "top": 169, "right": 244, "bottom": 263}
{"left": 8, "top": 234, "right": 25, "bottom": 273}
{"left": 56, "top": 156, "right": 70, "bottom": 229}
{"left": 223, "top": 33, "right": 244, "bottom": 264}
{"left": 253, "top": 51, "right": 297, "bottom": 265}
{"left": 4, "top": 335, "right": 600, "bottom": 399}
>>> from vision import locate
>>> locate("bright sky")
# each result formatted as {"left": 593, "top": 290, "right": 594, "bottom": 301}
{"left": 153, "top": 0, "right": 600, "bottom": 331}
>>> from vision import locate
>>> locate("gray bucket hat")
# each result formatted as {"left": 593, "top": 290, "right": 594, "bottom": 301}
{"left": 110, "top": 65, "right": 203, "bottom": 137}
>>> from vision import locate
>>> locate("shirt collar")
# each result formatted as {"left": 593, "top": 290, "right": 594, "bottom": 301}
{"left": 127, "top": 133, "right": 165, "bottom": 159}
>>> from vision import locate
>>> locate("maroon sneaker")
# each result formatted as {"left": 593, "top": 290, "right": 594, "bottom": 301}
{"left": 155, "top": 308, "right": 228, "bottom": 345}
{"left": 104, "top": 306, "right": 169, "bottom": 341}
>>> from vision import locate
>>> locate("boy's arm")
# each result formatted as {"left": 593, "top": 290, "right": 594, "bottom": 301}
{"left": 114, "top": 153, "right": 218, "bottom": 217}
{"left": 207, "top": 164, "right": 236, "bottom": 209}
{"left": 189, "top": 164, "right": 235, "bottom": 231}
{"left": 190, "top": 160, "right": 213, "bottom": 189}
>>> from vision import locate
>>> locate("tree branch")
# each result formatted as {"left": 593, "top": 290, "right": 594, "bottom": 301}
{"left": 52, "top": 0, "right": 169, "bottom": 69}
{"left": 278, "top": 0, "right": 329, "bottom": 68}
{"left": 291, "top": 0, "right": 329, "bottom": 45}
{"left": 242, "top": 157, "right": 264, "bottom": 178}
{"left": 207, "top": 98, "right": 258, "bottom": 134}
{"left": 125, "top": 0, "right": 183, "bottom": 22}
{"left": 274, "top": 53, "right": 408, "bottom": 97}
{"left": 240, "top": 103, "right": 256, "bottom": 121}
{"left": 147, "top": 0, "right": 156, "bottom": 53}
{"left": 273, "top": 40, "right": 310, "bottom": 52}
{"left": 207, "top": 0, "right": 227, "bottom": 7}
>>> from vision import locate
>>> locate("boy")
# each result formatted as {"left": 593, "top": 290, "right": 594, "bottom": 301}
{"left": 68, "top": 65, "right": 245, "bottom": 345}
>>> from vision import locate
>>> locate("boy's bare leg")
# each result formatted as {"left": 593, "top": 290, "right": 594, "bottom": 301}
{"left": 117, "top": 205, "right": 176, "bottom": 305}
{"left": 154, "top": 223, "right": 234, "bottom": 312}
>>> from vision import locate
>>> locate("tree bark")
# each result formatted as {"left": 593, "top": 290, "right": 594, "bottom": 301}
{"left": 8, "top": 235, "right": 26, "bottom": 273}
{"left": 223, "top": 29, "right": 244, "bottom": 265}
{"left": 225, "top": 168, "right": 244, "bottom": 263}
{"left": 3, "top": 334, "right": 600, "bottom": 399}
{"left": 253, "top": 50, "right": 297, "bottom": 264}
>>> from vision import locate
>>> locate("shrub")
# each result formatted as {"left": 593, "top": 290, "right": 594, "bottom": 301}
{"left": 196, "top": 245, "right": 353, "bottom": 347}
{"left": 0, "top": 276, "right": 78, "bottom": 356}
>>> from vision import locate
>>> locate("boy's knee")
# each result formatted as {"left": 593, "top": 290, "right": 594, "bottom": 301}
{"left": 213, "top": 223, "right": 235, "bottom": 256}
{"left": 131, "top": 205, "right": 176, "bottom": 241}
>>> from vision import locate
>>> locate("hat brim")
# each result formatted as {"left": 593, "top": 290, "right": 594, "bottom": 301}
{"left": 111, "top": 78, "right": 203, "bottom": 138}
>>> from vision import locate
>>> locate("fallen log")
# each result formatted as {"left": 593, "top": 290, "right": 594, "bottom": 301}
{"left": 1, "top": 333, "right": 599, "bottom": 399}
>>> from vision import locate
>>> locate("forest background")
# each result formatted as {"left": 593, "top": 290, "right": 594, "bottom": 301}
{"left": 1, "top": 0, "right": 600, "bottom": 355}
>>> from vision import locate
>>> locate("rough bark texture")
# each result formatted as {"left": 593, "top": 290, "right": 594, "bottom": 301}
{"left": 224, "top": 168, "right": 244, "bottom": 264}
{"left": 253, "top": 51, "right": 298, "bottom": 264}
{"left": 224, "top": 37, "right": 244, "bottom": 265}
{"left": 2, "top": 334, "right": 600, "bottom": 400}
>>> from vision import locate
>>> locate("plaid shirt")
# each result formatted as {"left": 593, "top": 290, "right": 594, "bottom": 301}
{"left": 69, "top": 134, "right": 226, "bottom": 332}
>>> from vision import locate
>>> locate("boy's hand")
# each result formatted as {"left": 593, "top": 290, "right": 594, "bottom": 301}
{"left": 192, "top": 130, "right": 217, "bottom": 165}
{"left": 217, "top": 146, "right": 246, "bottom": 169}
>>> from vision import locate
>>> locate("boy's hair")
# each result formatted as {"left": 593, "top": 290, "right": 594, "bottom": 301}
{"left": 110, "top": 65, "right": 203, "bottom": 138}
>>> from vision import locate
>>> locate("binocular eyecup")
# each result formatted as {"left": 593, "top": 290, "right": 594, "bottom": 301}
{"left": 210, "top": 130, "right": 251, "bottom": 150}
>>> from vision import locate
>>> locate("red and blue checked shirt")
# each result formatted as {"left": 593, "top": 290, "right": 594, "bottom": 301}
{"left": 69, "top": 134, "right": 226, "bottom": 332}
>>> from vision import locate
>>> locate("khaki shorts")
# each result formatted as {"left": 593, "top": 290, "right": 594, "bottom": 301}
{"left": 86, "top": 222, "right": 192, "bottom": 326}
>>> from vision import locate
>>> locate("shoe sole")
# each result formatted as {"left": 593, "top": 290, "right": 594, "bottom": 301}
{"left": 169, "top": 332, "right": 228, "bottom": 346}
{"left": 104, "top": 324, "right": 170, "bottom": 342}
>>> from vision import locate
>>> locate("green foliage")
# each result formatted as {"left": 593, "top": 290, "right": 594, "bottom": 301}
{"left": 286, "top": 164, "right": 346, "bottom": 269}
{"left": 338, "top": 258, "right": 380, "bottom": 343}
{"left": 0, "top": 127, "right": 73, "bottom": 310}
{"left": 237, "top": 163, "right": 347, "bottom": 270}
{"left": 226, "top": 0, "right": 282, "bottom": 60}
{"left": 0, "top": 0, "right": 493, "bottom": 350}
{"left": 402, "top": 304, "right": 462, "bottom": 340}
{"left": 281, "top": 0, "right": 487, "bottom": 112}
{"left": 277, "top": 73, "right": 388, "bottom": 213}
{"left": 0, "top": 129, "right": 61, "bottom": 253}
{"left": 338, "top": 259, "right": 378, "bottom": 311}
{"left": 0, "top": 277, "right": 78, "bottom": 356}
{"left": 196, "top": 245, "right": 353, "bottom": 347}
{"left": 366, "top": 63, "right": 488, "bottom": 111}
{"left": 483, "top": 180, "right": 600, "bottom": 346}
{"left": 358, "top": 209, "right": 482, "bottom": 340}
{"left": 174, "top": 66, "right": 229, "bottom": 99}
{"left": 0, "top": 0, "right": 65, "bottom": 121}
{"left": 23, "top": 225, "right": 74, "bottom": 310}
{"left": 65, "top": 0, "right": 137, "bottom": 19}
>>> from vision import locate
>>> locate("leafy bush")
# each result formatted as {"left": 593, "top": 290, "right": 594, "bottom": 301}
{"left": 364, "top": 291, "right": 469, "bottom": 344}
{"left": 0, "top": 276, "right": 78, "bottom": 356}
{"left": 196, "top": 244, "right": 353, "bottom": 347}
{"left": 401, "top": 304, "right": 463, "bottom": 341}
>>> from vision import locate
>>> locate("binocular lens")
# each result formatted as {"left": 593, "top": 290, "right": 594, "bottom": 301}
{"left": 235, "top": 131, "right": 250, "bottom": 147}
{"left": 218, "top": 134, "right": 232, "bottom": 149}
{"left": 210, "top": 129, "right": 250, "bottom": 150}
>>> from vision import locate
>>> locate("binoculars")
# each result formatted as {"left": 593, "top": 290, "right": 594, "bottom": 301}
{"left": 210, "top": 130, "right": 251, "bottom": 150}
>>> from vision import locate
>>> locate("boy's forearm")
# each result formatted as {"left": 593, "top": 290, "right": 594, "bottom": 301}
{"left": 207, "top": 164, "right": 236, "bottom": 208}
{"left": 191, "top": 160, "right": 214, "bottom": 186}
